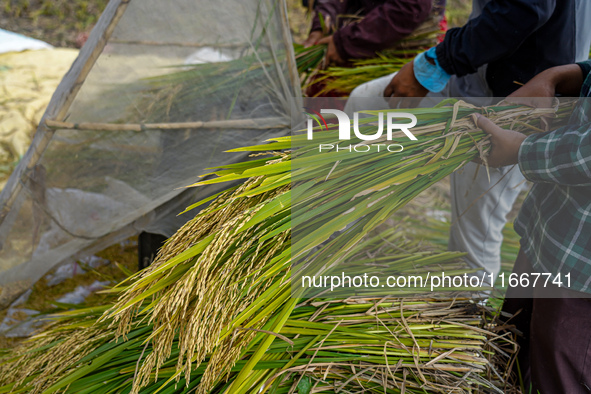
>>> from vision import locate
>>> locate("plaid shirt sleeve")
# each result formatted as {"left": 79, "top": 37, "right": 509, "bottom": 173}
{"left": 514, "top": 60, "right": 591, "bottom": 293}
{"left": 578, "top": 60, "right": 591, "bottom": 91}
{"left": 517, "top": 60, "right": 591, "bottom": 187}
{"left": 517, "top": 126, "right": 591, "bottom": 187}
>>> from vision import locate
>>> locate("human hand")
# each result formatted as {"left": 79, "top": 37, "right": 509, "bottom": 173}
{"left": 317, "top": 35, "right": 344, "bottom": 66}
{"left": 505, "top": 64, "right": 584, "bottom": 108}
{"left": 383, "top": 61, "right": 428, "bottom": 108}
{"left": 304, "top": 31, "right": 323, "bottom": 48}
{"left": 473, "top": 113, "right": 527, "bottom": 168}
{"left": 505, "top": 73, "right": 556, "bottom": 109}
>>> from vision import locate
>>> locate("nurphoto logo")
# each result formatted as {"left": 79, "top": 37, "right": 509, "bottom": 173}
{"left": 304, "top": 109, "right": 418, "bottom": 153}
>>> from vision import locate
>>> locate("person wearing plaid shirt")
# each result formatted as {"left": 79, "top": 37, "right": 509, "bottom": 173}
{"left": 515, "top": 61, "right": 591, "bottom": 294}
{"left": 476, "top": 59, "right": 591, "bottom": 393}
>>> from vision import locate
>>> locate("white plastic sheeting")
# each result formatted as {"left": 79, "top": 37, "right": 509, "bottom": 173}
{"left": 0, "top": 29, "right": 53, "bottom": 54}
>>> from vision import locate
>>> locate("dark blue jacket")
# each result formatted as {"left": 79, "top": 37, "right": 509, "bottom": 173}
{"left": 435, "top": 0, "right": 580, "bottom": 96}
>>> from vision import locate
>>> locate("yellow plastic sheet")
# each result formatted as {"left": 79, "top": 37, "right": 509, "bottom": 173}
{"left": 0, "top": 48, "right": 78, "bottom": 189}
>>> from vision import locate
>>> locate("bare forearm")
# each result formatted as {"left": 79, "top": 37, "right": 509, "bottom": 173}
{"left": 545, "top": 64, "right": 584, "bottom": 96}
{"left": 507, "top": 63, "right": 584, "bottom": 101}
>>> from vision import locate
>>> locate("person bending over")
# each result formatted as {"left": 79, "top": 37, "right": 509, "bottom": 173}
{"left": 303, "top": 0, "right": 444, "bottom": 66}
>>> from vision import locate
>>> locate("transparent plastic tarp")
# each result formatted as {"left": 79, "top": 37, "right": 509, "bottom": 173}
{"left": 0, "top": 0, "right": 300, "bottom": 305}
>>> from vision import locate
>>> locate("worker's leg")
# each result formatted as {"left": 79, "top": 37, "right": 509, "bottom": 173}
{"left": 448, "top": 162, "right": 526, "bottom": 285}
{"left": 502, "top": 250, "right": 591, "bottom": 393}
{"left": 529, "top": 291, "right": 591, "bottom": 393}
{"left": 138, "top": 232, "right": 168, "bottom": 269}
{"left": 501, "top": 249, "right": 534, "bottom": 388}
{"left": 343, "top": 73, "right": 395, "bottom": 115}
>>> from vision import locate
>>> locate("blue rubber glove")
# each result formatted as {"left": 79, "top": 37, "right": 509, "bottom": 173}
{"left": 413, "top": 46, "right": 451, "bottom": 93}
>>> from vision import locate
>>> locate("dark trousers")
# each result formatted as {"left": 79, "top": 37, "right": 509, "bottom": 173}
{"left": 138, "top": 232, "right": 167, "bottom": 270}
{"left": 502, "top": 250, "right": 591, "bottom": 393}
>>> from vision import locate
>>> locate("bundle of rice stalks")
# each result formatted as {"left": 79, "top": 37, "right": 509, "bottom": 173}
{"left": 0, "top": 239, "right": 509, "bottom": 393}
{"left": 135, "top": 42, "right": 407, "bottom": 117}
{"left": 0, "top": 100, "right": 568, "bottom": 394}
{"left": 295, "top": 44, "right": 327, "bottom": 84}
{"left": 130, "top": 51, "right": 293, "bottom": 123}
{"left": 408, "top": 216, "right": 521, "bottom": 311}
{"left": 132, "top": 42, "right": 325, "bottom": 123}
{"left": 309, "top": 54, "right": 413, "bottom": 96}
{"left": 296, "top": 11, "right": 444, "bottom": 94}
{"left": 132, "top": 19, "right": 441, "bottom": 117}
